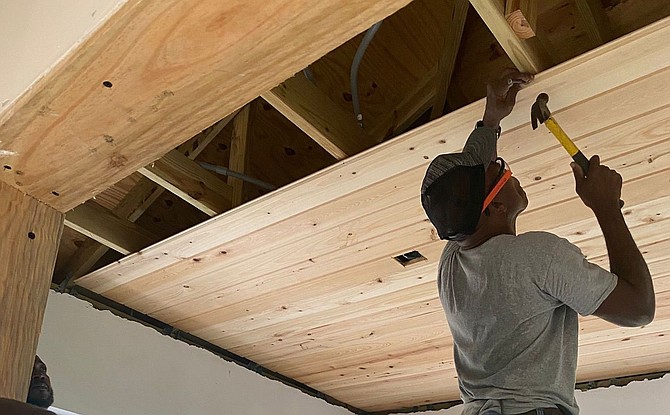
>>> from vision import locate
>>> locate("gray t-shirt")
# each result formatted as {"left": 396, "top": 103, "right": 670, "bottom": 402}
{"left": 438, "top": 232, "right": 617, "bottom": 414}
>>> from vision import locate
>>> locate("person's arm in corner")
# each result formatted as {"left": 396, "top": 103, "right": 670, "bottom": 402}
{"left": 462, "top": 71, "right": 533, "bottom": 163}
{"left": 572, "top": 156, "right": 655, "bottom": 326}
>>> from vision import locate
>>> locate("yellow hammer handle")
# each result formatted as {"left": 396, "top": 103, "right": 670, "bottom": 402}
{"left": 545, "top": 118, "right": 579, "bottom": 157}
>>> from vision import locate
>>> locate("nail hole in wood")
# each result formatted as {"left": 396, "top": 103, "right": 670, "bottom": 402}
{"left": 28, "top": 232, "right": 36, "bottom": 240}
{"left": 51, "top": 191, "right": 60, "bottom": 196}
{"left": 102, "top": 81, "right": 113, "bottom": 88}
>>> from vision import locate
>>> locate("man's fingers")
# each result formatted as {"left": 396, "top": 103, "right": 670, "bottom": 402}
{"left": 589, "top": 155, "right": 601, "bottom": 169}
{"left": 571, "top": 162, "right": 585, "bottom": 182}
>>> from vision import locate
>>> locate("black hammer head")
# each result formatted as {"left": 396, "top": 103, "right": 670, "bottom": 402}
{"left": 530, "top": 93, "right": 551, "bottom": 130}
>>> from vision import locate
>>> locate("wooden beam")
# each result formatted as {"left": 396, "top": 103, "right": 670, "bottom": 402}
{"left": 228, "top": 106, "right": 251, "bottom": 207}
{"left": 430, "top": 0, "right": 469, "bottom": 120}
{"left": 139, "top": 150, "right": 233, "bottom": 216}
{"left": 505, "top": 0, "right": 537, "bottom": 39}
{"left": 572, "top": 0, "right": 613, "bottom": 45}
{"left": 60, "top": 115, "right": 234, "bottom": 280}
{"left": 0, "top": 181, "right": 62, "bottom": 400}
{"left": 469, "top": 0, "right": 549, "bottom": 73}
{"left": 0, "top": 0, "right": 412, "bottom": 212}
{"left": 261, "top": 73, "right": 374, "bottom": 160}
{"left": 64, "top": 201, "right": 158, "bottom": 255}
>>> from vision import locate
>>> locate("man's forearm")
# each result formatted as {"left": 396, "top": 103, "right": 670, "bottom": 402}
{"left": 596, "top": 207, "right": 654, "bottom": 314}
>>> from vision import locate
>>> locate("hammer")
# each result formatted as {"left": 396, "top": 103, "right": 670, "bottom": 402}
{"left": 531, "top": 93, "right": 590, "bottom": 174}
{"left": 531, "top": 93, "right": 624, "bottom": 207}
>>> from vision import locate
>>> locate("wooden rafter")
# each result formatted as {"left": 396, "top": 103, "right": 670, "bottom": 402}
{"left": 572, "top": 0, "right": 613, "bottom": 46}
{"left": 60, "top": 116, "right": 234, "bottom": 280}
{"left": 368, "top": 66, "right": 437, "bottom": 141}
{"left": 139, "top": 150, "right": 233, "bottom": 217}
{"left": 64, "top": 201, "right": 159, "bottom": 255}
{"left": 430, "top": 0, "right": 469, "bottom": 120}
{"left": 261, "top": 73, "right": 374, "bottom": 160}
{"left": 0, "top": 0, "right": 412, "bottom": 212}
{"left": 468, "top": 0, "right": 549, "bottom": 73}
{"left": 228, "top": 106, "right": 251, "bottom": 207}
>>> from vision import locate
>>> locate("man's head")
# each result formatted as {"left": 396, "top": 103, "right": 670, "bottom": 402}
{"left": 27, "top": 356, "right": 53, "bottom": 409}
{"left": 421, "top": 156, "right": 527, "bottom": 241}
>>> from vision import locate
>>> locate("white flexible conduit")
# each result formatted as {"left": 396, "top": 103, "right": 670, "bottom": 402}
{"left": 350, "top": 21, "right": 383, "bottom": 128}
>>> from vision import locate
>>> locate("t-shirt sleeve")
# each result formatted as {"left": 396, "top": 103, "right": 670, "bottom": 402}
{"left": 541, "top": 236, "right": 618, "bottom": 316}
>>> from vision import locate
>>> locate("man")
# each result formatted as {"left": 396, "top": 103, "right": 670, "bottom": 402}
{"left": 27, "top": 356, "right": 54, "bottom": 409}
{"left": 420, "top": 71, "right": 655, "bottom": 415}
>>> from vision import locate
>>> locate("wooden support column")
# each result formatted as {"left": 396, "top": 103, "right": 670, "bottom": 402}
{"left": 469, "top": 0, "right": 550, "bottom": 73}
{"left": 0, "top": 181, "right": 63, "bottom": 400}
{"left": 228, "top": 105, "right": 251, "bottom": 207}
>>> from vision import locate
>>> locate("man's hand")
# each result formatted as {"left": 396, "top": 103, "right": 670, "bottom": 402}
{"left": 571, "top": 155, "right": 623, "bottom": 214}
{"left": 482, "top": 70, "right": 534, "bottom": 129}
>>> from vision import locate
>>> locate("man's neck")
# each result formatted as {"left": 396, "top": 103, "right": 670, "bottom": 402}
{"left": 458, "top": 225, "right": 516, "bottom": 250}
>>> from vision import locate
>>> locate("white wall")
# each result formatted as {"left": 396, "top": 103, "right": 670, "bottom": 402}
{"left": 0, "top": 0, "right": 124, "bottom": 112}
{"left": 37, "top": 292, "right": 351, "bottom": 415}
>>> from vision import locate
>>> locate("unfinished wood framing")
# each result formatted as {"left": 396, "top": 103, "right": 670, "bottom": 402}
{"left": 430, "top": 0, "right": 469, "bottom": 120}
{"left": 61, "top": 116, "right": 235, "bottom": 280}
{"left": 228, "top": 106, "right": 251, "bottom": 207}
{"left": 75, "top": 17, "right": 670, "bottom": 411}
{"left": 261, "top": 74, "right": 373, "bottom": 159}
{"left": 469, "top": 0, "right": 549, "bottom": 72}
{"left": 64, "top": 201, "right": 158, "bottom": 255}
{"left": 572, "top": 0, "right": 614, "bottom": 45}
{"left": 0, "top": 181, "right": 62, "bottom": 400}
{"left": 139, "top": 150, "right": 233, "bottom": 216}
{"left": 0, "top": 0, "right": 412, "bottom": 212}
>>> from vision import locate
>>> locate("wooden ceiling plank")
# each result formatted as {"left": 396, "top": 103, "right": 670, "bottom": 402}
{"left": 430, "top": 0, "right": 469, "bottom": 120}
{"left": 228, "top": 106, "right": 251, "bottom": 207}
{"left": 0, "top": 0, "right": 412, "bottom": 212}
{"left": 572, "top": 0, "right": 614, "bottom": 46}
{"left": 468, "top": 0, "right": 549, "bottom": 72}
{"left": 125, "top": 213, "right": 432, "bottom": 319}
{"left": 261, "top": 73, "right": 374, "bottom": 159}
{"left": 91, "top": 90, "right": 670, "bottom": 319}
{"left": 64, "top": 201, "right": 159, "bottom": 255}
{"left": 60, "top": 115, "right": 235, "bottom": 280}
{"left": 139, "top": 150, "right": 233, "bottom": 216}
{"left": 77, "top": 17, "right": 670, "bottom": 298}
{"left": 82, "top": 165, "right": 426, "bottom": 296}
{"left": 0, "top": 181, "right": 63, "bottom": 401}
{"left": 208, "top": 233, "right": 670, "bottom": 356}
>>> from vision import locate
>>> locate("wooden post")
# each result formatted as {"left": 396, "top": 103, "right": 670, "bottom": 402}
{"left": 0, "top": 181, "right": 63, "bottom": 400}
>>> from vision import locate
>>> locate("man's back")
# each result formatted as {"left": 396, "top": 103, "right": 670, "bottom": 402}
{"left": 438, "top": 232, "right": 616, "bottom": 415}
